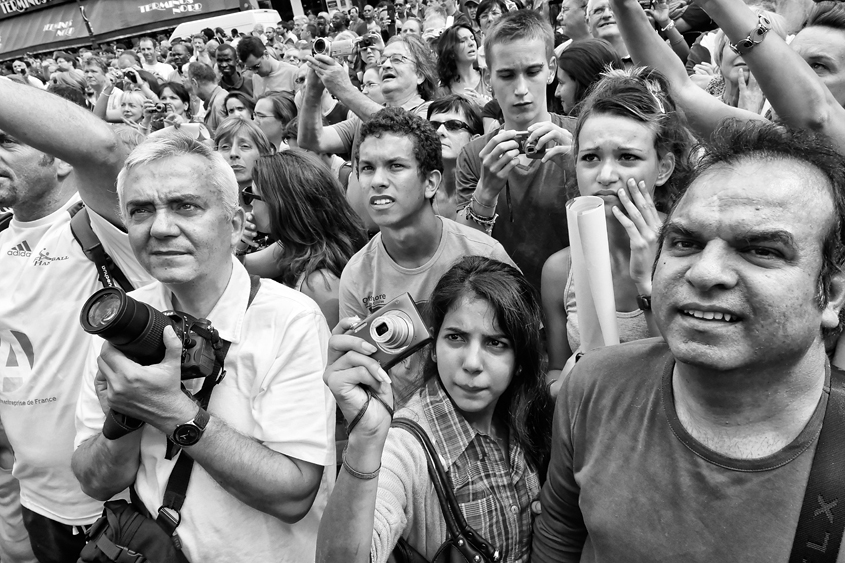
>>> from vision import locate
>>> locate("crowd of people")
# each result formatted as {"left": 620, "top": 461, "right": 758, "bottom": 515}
{"left": 2, "top": 0, "right": 845, "bottom": 561}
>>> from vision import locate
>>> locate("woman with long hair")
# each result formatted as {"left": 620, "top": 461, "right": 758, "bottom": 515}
{"left": 319, "top": 255, "right": 554, "bottom": 562}
{"left": 436, "top": 24, "right": 488, "bottom": 105}
{"left": 555, "top": 38, "right": 624, "bottom": 115}
{"left": 542, "top": 67, "right": 694, "bottom": 394}
{"left": 239, "top": 149, "right": 365, "bottom": 327}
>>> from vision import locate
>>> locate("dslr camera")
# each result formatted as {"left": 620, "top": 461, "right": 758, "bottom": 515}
{"left": 80, "top": 287, "right": 223, "bottom": 440}
{"left": 312, "top": 37, "right": 358, "bottom": 58}
{"left": 348, "top": 293, "right": 432, "bottom": 370}
{"left": 513, "top": 131, "right": 549, "bottom": 160}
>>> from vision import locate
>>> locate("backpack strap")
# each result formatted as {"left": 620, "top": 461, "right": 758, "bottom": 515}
{"left": 154, "top": 275, "right": 262, "bottom": 544}
{"left": 69, "top": 205, "right": 134, "bottom": 292}
{"left": 789, "top": 366, "right": 845, "bottom": 562}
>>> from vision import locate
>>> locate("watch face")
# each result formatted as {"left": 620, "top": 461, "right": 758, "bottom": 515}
{"left": 173, "top": 425, "right": 201, "bottom": 446}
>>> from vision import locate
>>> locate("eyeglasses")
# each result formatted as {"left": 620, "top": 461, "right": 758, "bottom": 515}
{"left": 480, "top": 8, "right": 502, "bottom": 21}
{"left": 378, "top": 53, "right": 415, "bottom": 68}
{"left": 241, "top": 185, "right": 263, "bottom": 205}
{"left": 430, "top": 119, "right": 472, "bottom": 133}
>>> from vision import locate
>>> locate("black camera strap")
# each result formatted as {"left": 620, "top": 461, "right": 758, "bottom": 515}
{"left": 138, "top": 276, "right": 261, "bottom": 546}
{"left": 789, "top": 366, "right": 845, "bottom": 563}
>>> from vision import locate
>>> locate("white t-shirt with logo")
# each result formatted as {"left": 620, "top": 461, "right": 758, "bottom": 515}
{"left": 76, "top": 259, "right": 336, "bottom": 562}
{"left": 0, "top": 196, "right": 151, "bottom": 525}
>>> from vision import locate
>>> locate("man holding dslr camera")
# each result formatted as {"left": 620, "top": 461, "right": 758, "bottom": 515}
{"left": 72, "top": 133, "right": 336, "bottom": 562}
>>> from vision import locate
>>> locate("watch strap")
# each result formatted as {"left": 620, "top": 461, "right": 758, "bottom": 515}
{"left": 637, "top": 295, "right": 652, "bottom": 311}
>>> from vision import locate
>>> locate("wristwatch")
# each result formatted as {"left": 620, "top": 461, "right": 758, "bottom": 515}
{"left": 636, "top": 295, "right": 652, "bottom": 311}
{"left": 170, "top": 407, "right": 210, "bottom": 447}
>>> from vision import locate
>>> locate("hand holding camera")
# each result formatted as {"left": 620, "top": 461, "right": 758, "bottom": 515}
{"left": 324, "top": 294, "right": 432, "bottom": 440}
{"left": 520, "top": 121, "right": 573, "bottom": 163}
{"left": 81, "top": 288, "right": 223, "bottom": 440}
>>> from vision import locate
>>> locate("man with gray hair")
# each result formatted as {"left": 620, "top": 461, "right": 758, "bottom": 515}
{"left": 72, "top": 132, "right": 335, "bottom": 563}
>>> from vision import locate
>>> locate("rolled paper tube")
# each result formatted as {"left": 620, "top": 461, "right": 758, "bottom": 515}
{"left": 566, "top": 196, "right": 620, "bottom": 353}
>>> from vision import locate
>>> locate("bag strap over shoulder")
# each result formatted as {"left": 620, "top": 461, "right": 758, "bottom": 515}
{"left": 789, "top": 366, "right": 845, "bottom": 563}
{"left": 390, "top": 418, "right": 500, "bottom": 562}
{"left": 154, "top": 275, "right": 262, "bottom": 542}
{"left": 69, "top": 205, "right": 134, "bottom": 292}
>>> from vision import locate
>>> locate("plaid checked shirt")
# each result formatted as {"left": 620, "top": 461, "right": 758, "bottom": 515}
{"left": 421, "top": 378, "right": 541, "bottom": 563}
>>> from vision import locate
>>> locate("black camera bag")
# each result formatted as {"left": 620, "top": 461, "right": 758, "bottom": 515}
{"left": 78, "top": 499, "right": 189, "bottom": 563}
{"left": 77, "top": 276, "right": 261, "bottom": 563}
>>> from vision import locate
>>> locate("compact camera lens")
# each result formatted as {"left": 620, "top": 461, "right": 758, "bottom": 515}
{"left": 86, "top": 292, "right": 122, "bottom": 328}
{"left": 371, "top": 311, "right": 414, "bottom": 351}
{"left": 313, "top": 38, "right": 329, "bottom": 55}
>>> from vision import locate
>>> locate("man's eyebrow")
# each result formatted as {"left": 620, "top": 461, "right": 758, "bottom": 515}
{"left": 735, "top": 229, "right": 796, "bottom": 248}
{"left": 660, "top": 221, "right": 698, "bottom": 240}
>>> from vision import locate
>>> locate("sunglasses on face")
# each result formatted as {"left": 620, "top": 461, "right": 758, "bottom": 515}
{"left": 241, "top": 185, "right": 264, "bottom": 205}
{"left": 431, "top": 119, "right": 472, "bottom": 132}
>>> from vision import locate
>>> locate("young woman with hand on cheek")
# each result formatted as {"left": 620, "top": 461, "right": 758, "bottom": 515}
{"left": 318, "top": 256, "right": 553, "bottom": 563}
{"left": 541, "top": 68, "right": 694, "bottom": 396}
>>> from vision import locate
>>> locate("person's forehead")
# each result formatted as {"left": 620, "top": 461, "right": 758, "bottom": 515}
{"left": 384, "top": 42, "right": 411, "bottom": 57}
{"left": 489, "top": 38, "right": 548, "bottom": 69}
{"left": 360, "top": 132, "right": 416, "bottom": 157}
{"left": 793, "top": 26, "right": 845, "bottom": 63}
{"left": 675, "top": 159, "right": 833, "bottom": 237}
{"left": 457, "top": 27, "right": 475, "bottom": 38}
{"left": 587, "top": 0, "right": 609, "bottom": 14}
{"left": 227, "top": 98, "right": 246, "bottom": 108}
{"left": 431, "top": 109, "right": 469, "bottom": 123}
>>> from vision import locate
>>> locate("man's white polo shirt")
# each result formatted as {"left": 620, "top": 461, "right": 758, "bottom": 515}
{"left": 75, "top": 258, "right": 336, "bottom": 562}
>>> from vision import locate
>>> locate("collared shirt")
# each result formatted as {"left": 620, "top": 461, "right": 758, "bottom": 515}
{"left": 371, "top": 377, "right": 539, "bottom": 563}
{"left": 76, "top": 258, "right": 335, "bottom": 562}
{"left": 220, "top": 71, "right": 254, "bottom": 98}
{"left": 421, "top": 378, "right": 539, "bottom": 562}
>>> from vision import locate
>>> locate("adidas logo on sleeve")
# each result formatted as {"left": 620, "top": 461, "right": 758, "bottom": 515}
{"left": 7, "top": 241, "right": 32, "bottom": 257}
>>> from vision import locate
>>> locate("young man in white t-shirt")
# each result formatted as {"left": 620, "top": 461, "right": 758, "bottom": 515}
{"left": 339, "top": 107, "right": 514, "bottom": 396}
{"left": 0, "top": 76, "right": 151, "bottom": 562}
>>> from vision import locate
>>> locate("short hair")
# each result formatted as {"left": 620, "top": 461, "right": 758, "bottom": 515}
{"left": 475, "top": 0, "right": 508, "bottom": 26}
{"left": 659, "top": 121, "right": 845, "bottom": 335}
{"left": 574, "top": 67, "right": 695, "bottom": 212}
{"left": 51, "top": 69, "right": 87, "bottom": 91}
{"left": 54, "top": 51, "right": 75, "bottom": 65}
{"left": 484, "top": 9, "right": 553, "bottom": 68}
{"left": 804, "top": 1, "right": 845, "bottom": 31}
{"left": 84, "top": 56, "right": 108, "bottom": 74}
{"left": 387, "top": 34, "right": 438, "bottom": 100}
{"left": 117, "top": 131, "right": 239, "bottom": 223}
{"left": 236, "top": 36, "right": 265, "bottom": 62}
{"left": 224, "top": 91, "right": 256, "bottom": 116}
{"left": 47, "top": 84, "right": 88, "bottom": 108}
{"left": 427, "top": 94, "right": 483, "bottom": 136}
{"left": 557, "top": 38, "right": 624, "bottom": 111}
{"left": 304, "top": 24, "right": 318, "bottom": 37}
{"left": 172, "top": 42, "right": 193, "bottom": 56}
{"left": 357, "top": 107, "right": 443, "bottom": 179}
{"left": 188, "top": 61, "right": 217, "bottom": 84}
{"left": 191, "top": 33, "right": 207, "bottom": 43}
{"left": 216, "top": 43, "right": 236, "bottom": 58}
{"left": 138, "top": 36, "right": 157, "bottom": 47}
{"left": 333, "top": 11, "right": 349, "bottom": 27}
{"left": 160, "top": 81, "right": 193, "bottom": 116}
{"left": 214, "top": 116, "right": 274, "bottom": 157}
{"left": 255, "top": 91, "right": 298, "bottom": 126}
{"left": 119, "top": 50, "right": 142, "bottom": 66}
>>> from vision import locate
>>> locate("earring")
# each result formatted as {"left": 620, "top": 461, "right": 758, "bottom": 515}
{"left": 431, "top": 351, "right": 437, "bottom": 362}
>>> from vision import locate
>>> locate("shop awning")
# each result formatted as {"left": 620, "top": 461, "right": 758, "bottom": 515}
{"left": 0, "top": 0, "right": 245, "bottom": 61}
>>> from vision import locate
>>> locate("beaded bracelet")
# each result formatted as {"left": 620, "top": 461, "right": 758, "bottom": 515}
{"left": 463, "top": 205, "right": 498, "bottom": 237}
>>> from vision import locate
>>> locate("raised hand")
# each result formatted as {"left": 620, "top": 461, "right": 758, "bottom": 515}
{"left": 611, "top": 178, "right": 663, "bottom": 293}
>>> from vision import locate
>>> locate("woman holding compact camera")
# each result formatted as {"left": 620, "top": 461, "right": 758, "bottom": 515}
{"left": 138, "top": 82, "right": 212, "bottom": 139}
{"left": 541, "top": 67, "right": 694, "bottom": 395}
{"left": 319, "top": 256, "right": 553, "bottom": 563}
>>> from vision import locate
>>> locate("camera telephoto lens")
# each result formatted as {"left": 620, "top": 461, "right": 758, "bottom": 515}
{"left": 79, "top": 287, "right": 172, "bottom": 365}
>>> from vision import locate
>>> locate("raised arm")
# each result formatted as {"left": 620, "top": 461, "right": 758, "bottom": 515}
{"left": 609, "top": 0, "right": 764, "bottom": 138}
{"left": 691, "top": 0, "right": 845, "bottom": 150}
{"left": 0, "top": 77, "right": 127, "bottom": 226}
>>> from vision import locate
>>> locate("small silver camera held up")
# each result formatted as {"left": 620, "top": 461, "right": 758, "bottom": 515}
{"left": 349, "top": 293, "right": 433, "bottom": 370}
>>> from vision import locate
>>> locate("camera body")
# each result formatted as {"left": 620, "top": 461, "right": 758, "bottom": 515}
{"left": 154, "top": 102, "right": 172, "bottom": 114}
{"left": 80, "top": 287, "right": 223, "bottom": 440}
{"left": 348, "top": 293, "right": 432, "bottom": 370}
{"left": 312, "top": 37, "right": 357, "bottom": 58}
{"left": 513, "top": 131, "right": 547, "bottom": 160}
{"left": 164, "top": 311, "right": 220, "bottom": 380}
{"left": 358, "top": 35, "right": 377, "bottom": 49}
{"left": 638, "top": 0, "right": 655, "bottom": 9}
